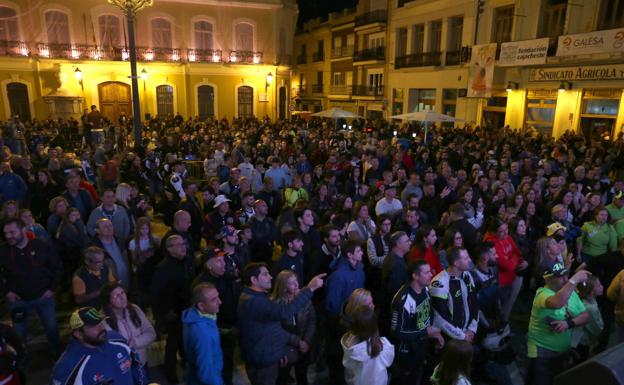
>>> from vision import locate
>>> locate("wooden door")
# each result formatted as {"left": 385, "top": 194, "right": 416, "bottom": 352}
{"left": 98, "top": 82, "right": 131, "bottom": 124}
{"left": 6, "top": 82, "right": 30, "bottom": 120}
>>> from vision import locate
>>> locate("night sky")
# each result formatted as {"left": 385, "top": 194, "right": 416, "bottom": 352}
{"left": 297, "top": 0, "right": 358, "bottom": 26}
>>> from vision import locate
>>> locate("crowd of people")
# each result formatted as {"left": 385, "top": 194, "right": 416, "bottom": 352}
{"left": 0, "top": 108, "right": 623, "bottom": 385}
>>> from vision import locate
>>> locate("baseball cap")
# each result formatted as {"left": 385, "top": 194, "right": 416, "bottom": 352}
{"left": 546, "top": 222, "right": 566, "bottom": 237}
{"left": 201, "top": 247, "right": 226, "bottom": 263}
{"left": 213, "top": 194, "right": 231, "bottom": 208}
{"left": 69, "top": 307, "right": 107, "bottom": 330}
{"left": 615, "top": 191, "right": 624, "bottom": 200}
{"left": 543, "top": 262, "right": 569, "bottom": 278}
{"left": 219, "top": 225, "right": 240, "bottom": 239}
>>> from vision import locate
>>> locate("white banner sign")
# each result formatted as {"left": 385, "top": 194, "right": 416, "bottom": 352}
{"left": 499, "top": 38, "right": 549, "bottom": 66}
{"left": 556, "top": 28, "right": 624, "bottom": 56}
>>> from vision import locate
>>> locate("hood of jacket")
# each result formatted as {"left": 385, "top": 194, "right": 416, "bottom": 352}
{"left": 341, "top": 334, "right": 371, "bottom": 362}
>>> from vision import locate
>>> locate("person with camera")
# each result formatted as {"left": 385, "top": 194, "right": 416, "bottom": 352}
{"left": 526, "top": 263, "right": 591, "bottom": 385}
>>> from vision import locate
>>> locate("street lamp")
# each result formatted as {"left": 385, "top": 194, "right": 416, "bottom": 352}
{"left": 140, "top": 68, "right": 148, "bottom": 91}
{"left": 108, "top": 0, "right": 153, "bottom": 149}
{"left": 74, "top": 67, "right": 83, "bottom": 90}
{"left": 265, "top": 72, "right": 273, "bottom": 92}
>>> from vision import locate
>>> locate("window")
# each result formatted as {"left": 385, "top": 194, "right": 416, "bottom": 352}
{"left": 448, "top": 16, "right": 463, "bottom": 52}
{"left": 442, "top": 89, "right": 457, "bottom": 118}
{"left": 396, "top": 27, "right": 407, "bottom": 56}
{"left": 367, "top": 73, "right": 383, "bottom": 89}
{"left": 198, "top": 85, "right": 215, "bottom": 118}
{"left": 156, "top": 85, "right": 174, "bottom": 117}
{"left": 0, "top": 7, "right": 18, "bottom": 42}
{"left": 599, "top": 0, "right": 624, "bottom": 30}
{"left": 411, "top": 24, "right": 424, "bottom": 54}
{"left": 539, "top": 0, "right": 566, "bottom": 38}
{"left": 368, "top": 34, "right": 384, "bottom": 49}
{"left": 152, "top": 18, "right": 172, "bottom": 48}
{"left": 99, "top": 15, "right": 121, "bottom": 49}
{"left": 492, "top": 5, "right": 514, "bottom": 44}
{"left": 407, "top": 89, "right": 436, "bottom": 112}
{"left": 194, "top": 21, "right": 213, "bottom": 50}
{"left": 429, "top": 20, "right": 442, "bottom": 52}
{"left": 525, "top": 90, "right": 557, "bottom": 136}
{"left": 235, "top": 22, "right": 253, "bottom": 51}
{"left": 7, "top": 82, "right": 30, "bottom": 120}
{"left": 45, "top": 10, "right": 70, "bottom": 45}
{"left": 237, "top": 86, "right": 253, "bottom": 118}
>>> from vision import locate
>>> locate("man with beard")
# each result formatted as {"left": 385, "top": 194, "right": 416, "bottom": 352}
{"left": 50, "top": 307, "right": 146, "bottom": 385}
{"left": 0, "top": 218, "right": 62, "bottom": 358}
{"left": 248, "top": 199, "right": 277, "bottom": 263}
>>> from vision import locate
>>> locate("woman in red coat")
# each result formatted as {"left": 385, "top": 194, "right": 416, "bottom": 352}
{"left": 409, "top": 225, "right": 443, "bottom": 276}
{"left": 483, "top": 218, "right": 528, "bottom": 323}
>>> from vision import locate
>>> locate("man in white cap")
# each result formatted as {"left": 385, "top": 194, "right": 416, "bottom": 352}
{"left": 50, "top": 306, "right": 147, "bottom": 385}
{"left": 205, "top": 195, "right": 238, "bottom": 244}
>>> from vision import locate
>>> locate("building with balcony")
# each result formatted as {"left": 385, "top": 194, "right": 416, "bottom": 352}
{"left": 293, "top": 0, "right": 388, "bottom": 118}
{"left": 0, "top": 0, "right": 297, "bottom": 123}
{"left": 387, "top": 0, "right": 624, "bottom": 140}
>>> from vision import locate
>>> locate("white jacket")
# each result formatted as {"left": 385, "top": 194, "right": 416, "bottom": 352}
{"left": 341, "top": 334, "right": 395, "bottom": 385}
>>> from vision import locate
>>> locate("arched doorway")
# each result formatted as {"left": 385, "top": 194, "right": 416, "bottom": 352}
{"left": 237, "top": 86, "right": 253, "bottom": 118}
{"left": 7, "top": 82, "right": 30, "bottom": 120}
{"left": 279, "top": 86, "right": 286, "bottom": 120}
{"left": 198, "top": 85, "right": 215, "bottom": 119}
{"left": 98, "top": 82, "right": 131, "bottom": 123}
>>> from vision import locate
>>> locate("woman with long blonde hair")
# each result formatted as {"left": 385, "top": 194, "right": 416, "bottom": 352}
{"left": 271, "top": 270, "right": 316, "bottom": 385}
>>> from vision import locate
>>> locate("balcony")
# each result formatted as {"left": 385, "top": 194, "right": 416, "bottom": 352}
{"left": 186, "top": 49, "right": 223, "bottom": 63}
{"left": 330, "top": 85, "right": 352, "bottom": 95}
{"left": 0, "top": 41, "right": 30, "bottom": 57}
{"left": 353, "top": 47, "right": 385, "bottom": 62}
{"left": 312, "top": 52, "right": 324, "bottom": 62}
{"left": 355, "top": 10, "right": 387, "bottom": 27}
{"left": 331, "top": 46, "right": 355, "bottom": 59}
{"left": 278, "top": 55, "right": 292, "bottom": 65}
{"left": 445, "top": 47, "right": 471, "bottom": 66}
{"left": 311, "top": 84, "right": 324, "bottom": 93}
{"left": 296, "top": 55, "right": 307, "bottom": 64}
{"left": 398, "top": 0, "right": 415, "bottom": 7}
{"left": 352, "top": 85, "right": 384, "bottom": 97}
{"left": 30, "top": 43, "right": 262, "bottom": 64}
{"left": 296, "top": 85, "right": 307, "bottom": 96}
{"left": 395, "top": 52, "right": 442, "bottom": 69}
{"left": 228, "top": 51, "right": 263, "bottom": 64}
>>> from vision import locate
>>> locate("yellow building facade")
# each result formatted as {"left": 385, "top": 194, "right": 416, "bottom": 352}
{"left": 0, "top": 0, "right": 297, "bottom": 123}
{"left": 295, "top": 0, "right": 624, "bottom": 139}
{"left": 386, "top": 0, "right": 624, "bottom": 139}
{"left": 293, "top": 0, "right": 389, "bottom": 118}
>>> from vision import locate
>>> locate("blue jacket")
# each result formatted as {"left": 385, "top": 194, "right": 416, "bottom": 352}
{"left": 49, "top": 330, "right": 146, "bottom": 385}
{"left": 182, "top": 307, "right": 224, "bottom": 385}
{"left": 0, "top": 172, "right": 27, "bottom": 204}
{"left": 237, "top": 286, "right": 313, "bottom": 366}
{"left": 324, "top": 257, "right": 365, "bottom": 316}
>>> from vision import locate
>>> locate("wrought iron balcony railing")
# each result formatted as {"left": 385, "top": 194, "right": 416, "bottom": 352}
{"left": 395, "top": 51, "right": 442, "bottom": 69}
{"left": 354, "top": 10, "right": 387, "bottom": 27}
{"left": 329, "top": 85, "right": 352, "bottom": 95}
{"left": 312, "top": 52, "right": 324, "bottom": 62}
{"left": 352, "top": 85, "right": 384, "bottom": 96}
{"left": 0, "top": 40, "right": 30, "bottom": 57}
{"left": 353, "top": 46, "right": 385, "bottom": 62}
{"left": 311, "top": 84, "right": 324, "bottom": 93}
{"left": 331, "top": 46, "right": 355, "bottom": 58}
{"left": 296, "top": 54, "right": 307, "bottom": 64}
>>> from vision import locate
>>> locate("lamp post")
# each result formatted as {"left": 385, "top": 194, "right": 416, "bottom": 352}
{"left": 74, "top": 67, "right": 83, "bottom": 90}
{"left": 265, "top": 72, "right": 273, "bottom": 120}
{"left": 108, "top": 0, "right": 153, "bottom": 149}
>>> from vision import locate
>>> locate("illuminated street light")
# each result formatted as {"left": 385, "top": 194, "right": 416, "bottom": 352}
{"left": 108, "top": 0, "right": 154, "bottom": 149}
{"left": 265, "top": 72, "right": 273, "bottom": 92}
{"left": 74, "top": 67, "right": 83, "bottom": 90}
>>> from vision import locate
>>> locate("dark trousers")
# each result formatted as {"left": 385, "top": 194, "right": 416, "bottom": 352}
{"left": 10, "top": 296, "right": 61, "bottom": 358}
{"left": 277, "top": 352, "right": 310, "bottom": 385}
{"left": 393, "top": 351, "right": 425, "bottom": 385}
{"left": 526, "top": 353, "right": 568, "bottom": 385}
{"left": 220, "top": 330, "right": 236, "bottom": 385}
{"left": 246, "top": 363, "right": 278, "bottom": 385}
{"left": 325, "top": 315, "right": 345, "bottom": 385}
{"left": 164, "top": 320, "right": 183, "bottom": 382}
